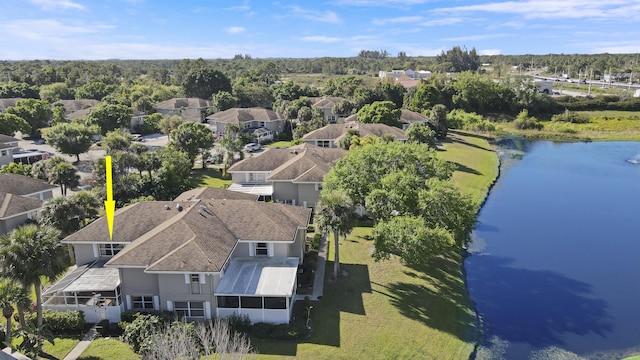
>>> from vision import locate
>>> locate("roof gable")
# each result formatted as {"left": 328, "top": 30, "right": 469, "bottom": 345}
{"left": 0, "top": 174, "right": 57, "bottom": 196}
{"left": 0, "top": 192, "right": 43, "bottom": 218}
{"left": 206, "top": 107, "right": 281, "bottom": 123}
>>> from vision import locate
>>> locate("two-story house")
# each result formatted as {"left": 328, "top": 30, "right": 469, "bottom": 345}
{"left": 309, "top": 96, "right": 347, "bottom": 124}
{"left": 0, "top": 134, "right": 20, "bottom": 168}
{"left": 227, "top": 143, "right": 346, "bottom": 208}
{"left": 0, "top": 173, "right": 57, "bottom": 234}
{"left": 303, "top": 122, "right": 407, "bottom": 148}
{"left": 43, "top": 188, "right": 311, "bottom": 324}
{"left": 154, "top": 98, "right": 214, "bottom": 123}
{"left": 206, "top": 108, "right": 285, "bottom": 143}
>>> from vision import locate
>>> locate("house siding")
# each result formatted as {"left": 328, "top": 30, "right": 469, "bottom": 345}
{"left": 290, "top": 228, "right": 306, "bottom": 261}
{"left": 121, "top": 268, "right": 160, "bottom": 302}
{"left": 297, "top": 183, "right": 319, "bottom": 208}
{"left": 0, "top": 213, "right": 29, "bottom": 235}
{"left": 73, "top": 244, "right": 98, "bottom": 265}
{"left": 232, "top": 242, "right": 250, "bottom": 257}
{"left": 273, "top": 182, "right": 298, "bottom": 205}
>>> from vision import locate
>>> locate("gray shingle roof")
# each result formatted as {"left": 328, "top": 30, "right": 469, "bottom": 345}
{"left": 303, "top": 122, "right": 406, "bottom": 141}
{"left": 105, "top": 199, "right": 310, "bottom": 272}
{"left": 206, "top": 107, "right": 281, "bottom": 123}
{"left": 54, "top": 99, "right": 100, "bottom": 113}
{"left": 155, "top": 98, "right": 212, "bottom": 110}
{"left": 0, "top": 192, "right": 43, "bottom": 218}
{"left": 0, "top": 134, "right": 20, "bottom": 145}
{"left": 0, "top": 174, "right": 57, "bottom": 196}
{"left": 400, "top": 109, "right": 429, "bottom": 124}
{"left": 173, "top": 187, "right": 259, "bottom": 202}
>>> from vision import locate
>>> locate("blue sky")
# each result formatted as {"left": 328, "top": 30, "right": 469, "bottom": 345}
{"left": 1, "top": 0, "right": 639, "bottom": 60}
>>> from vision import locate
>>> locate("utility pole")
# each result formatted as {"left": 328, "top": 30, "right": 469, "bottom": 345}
{"left": 588, "top": 68, "right": 593, "bottom": 96}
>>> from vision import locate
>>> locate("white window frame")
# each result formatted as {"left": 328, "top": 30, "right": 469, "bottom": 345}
{"left": 130, "top": 295, "right": 154, "bottom": 310}
{"left": 256, "top": 242, "right": 268, "bottom": 256}
{"left": 98, "top": 243, "right": 124, "bottom": 257}
{"left": 174, "top": 301, "right": 205, "bottom": 319}
{"left": 185, "top": 273, "right": 204, "bottom": 294}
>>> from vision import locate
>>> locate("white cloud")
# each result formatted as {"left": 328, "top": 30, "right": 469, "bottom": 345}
{"left": 225, "top": 26, "right": 246, "bottom": 34}
{"left": 28, "top": 0, "right": 85, "bottom": 11}
{"left": 372, "top": 16, "right": 423, "bottom": 26}
{"left": 433, "top": 0, "right": 640, "bottom": 21}
{"left": 422, "top": 17, "right": 464, "bottom": 26}
{"left": 300, "top": 36, "right": 342, "bottom": 43}
{"left": 284, "top": 5, "right": 341, "bottom": 23}
{"left": 479, "top": 49, "right": 502, "bottom": 55}
{"left": 440, "top": 33, "right": 510, "bottom": 42}
{"left": 331, "top": 0, "right": 431, "bottom": 6}
{"left": 0, "top": 19, "right": 109, "bottom": 40}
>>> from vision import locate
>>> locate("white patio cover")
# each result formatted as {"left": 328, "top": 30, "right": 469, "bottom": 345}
{"left": 216, "top": 257, "right": 299, "bottom": 296}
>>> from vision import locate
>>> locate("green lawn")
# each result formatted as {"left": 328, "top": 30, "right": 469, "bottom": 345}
{"left": 188, "top": 167, "right": 232, "bottom": 189}
{"left": 77, "top": 338, "right": 140, "bottom": 360}
{"left": 252, "top": 131, "right": 499, "bottom": 359}
{"left": 265, "top": 141, "right": 293, "bottom": 148}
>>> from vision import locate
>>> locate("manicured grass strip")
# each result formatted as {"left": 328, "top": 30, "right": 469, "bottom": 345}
{"left": 77, "top": 338, "right": 140, "bottom": 360}
{"left": 253, "top": 131, "right": 496, "bottom": 359}
{"left": 265, "top": 141, "right": 292, "bottom": 148}
{"left": 42, "top": 336, "right": 82, "bottom": 359}
{"left": 188, "top": 167, "right": 232, "bottom": 189}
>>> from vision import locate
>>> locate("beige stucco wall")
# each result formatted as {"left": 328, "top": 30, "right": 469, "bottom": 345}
{"left": 72, "top": 243, "right": 98, "bottom": 265}
{"left": 120, "top": 268, "right": 159, "bottom": 297}
{"left": 297, "top": 183, "right": 320, "bottom": 208}
{"left": 0, "top": 213, "right": 29, "bottom": 235}
{"left": 232, "top": 242, "right": 250, "bottom": 257}
{"left": 273, "top": 182, "right": 298, "bottom": 204}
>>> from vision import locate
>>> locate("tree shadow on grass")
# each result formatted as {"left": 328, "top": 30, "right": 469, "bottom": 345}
{"left": 253, "top": 263, "right": 371, "bottom": 356}
{"left": 451, "top": 161, "right": 482, "bottom": 175}
{"left": 380, "top": 252, "right": 481, "bottom": 344}
{"left": 466, "top": 255, "right": 613, "bottom": 348}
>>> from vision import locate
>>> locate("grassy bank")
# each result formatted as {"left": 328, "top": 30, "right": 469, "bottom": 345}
{"left": 253, "top": 131, "right": 499, "bottom": 359}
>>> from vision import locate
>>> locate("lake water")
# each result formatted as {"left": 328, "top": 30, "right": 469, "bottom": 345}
{"left": 466, "top": 141, "right": 640, "bottom": 360}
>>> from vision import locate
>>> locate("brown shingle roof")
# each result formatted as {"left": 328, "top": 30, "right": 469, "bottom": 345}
{"left": 0, "top": 134, "right": 20, "bottom": 145}
{"left": 54, "top": 99, "right": 100, "bottom": 113}
{"left": 104, "top": 199, "right": 311, "bottom": 272}
{"left": 400, "top": 109, "right": 429, "bottom": 125}
{"left": 303, "top": 123, "right": 406, "bottom": 141}
{"left": 0, "top": 98, "right": 25, "bottom": 111}
{"left": 0, "top": 174, "right": 57, "bottom": 196}
{"left": 155, "top": 98, "right": 212, "bottom": 110}
{"left": 0, "top": 192, "right": 43, "bottom": 218}
{"left": 173, "top": 187, "right": 259, "bottom": 202}
{"left": 206, "top": 107, "right": 281, "bottom": 123}
{"left": 310, "top": 96, "right": 346, "bottom": 108}
{"left": 267, "top": 144, "right": 345, "bottom": 182}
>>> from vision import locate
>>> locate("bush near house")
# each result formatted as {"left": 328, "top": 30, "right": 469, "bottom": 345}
{"left": 25, "top": 310, "right": 86, "bottom": 334}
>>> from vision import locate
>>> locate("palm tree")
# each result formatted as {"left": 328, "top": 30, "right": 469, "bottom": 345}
{"left": 0, "top": 224, "right": 68, "bottom": 328}
{"left": 48, "top": 162, "right": 79, "bottom": 196}
{"left": 314, "top": 190, "right": 356, "bottom": 279}
{"left": 0, "top": 277, "right": 30, "bottom": 344}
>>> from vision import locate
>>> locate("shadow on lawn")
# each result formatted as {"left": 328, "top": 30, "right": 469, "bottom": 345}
{"left": 451, "top": 161, "right": 482, "bottom": 175}
{"left": 253, "top": 263, "right": 371, "bottom": 356}
{"left": 377, "top": 252, "right": 480, "bottom": 343}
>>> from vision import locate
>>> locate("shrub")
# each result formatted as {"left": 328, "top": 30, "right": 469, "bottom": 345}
{"left": 26, "top": 310, "right": 85, "bottom": 334}
{"left": 551, "top": 109, "right": 589, "bottom": 123}
{"left": 251, "top": 322, "right": 274, "bottom": 339}
{"left": 96, "top": 319, "right": 110, "bottom": 337}
{"left": 121, "top": 313, "right": 163, "bottom": 353}
{"left": 120, "top": 311, "right": 138, "bottom": 323}
{"left": 227, "top": 313, "right": 251, "bottom": 333}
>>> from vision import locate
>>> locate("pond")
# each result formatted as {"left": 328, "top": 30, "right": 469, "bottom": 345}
{"left": 466, "top": 140, "right": 640, "bottom": 359}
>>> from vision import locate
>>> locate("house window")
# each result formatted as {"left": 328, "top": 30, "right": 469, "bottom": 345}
{"left": 174, "top": 301, "right": 204, "bottom": 318}
{"left": 247, "top": 173, "right": 266, "bottom": 183}
{"left": 264, "top": 297, "right": 287, "bottom": 309}
{"left": 99, "top": 243, "right": 124, "bottom": 257}
{"left": 240, "top": 296, "right": 262, "bottom": 309}
{"left": 317, "top": 140, "right": 330, "bottom": 148}
{"left": 132, "top": 296, "right": 154, "bottom": 310}
{"left": 315, "top": 183, "right": 323, "bottom": 191}
{"left": 190, "top": 274, "right": 201, "bottom": 294}
{"left": 217, "top": 296, "right": 239, "bottom": 308}
{"left": 327, "top": 115, "right": 337, "bottom": 123}
{"left": 259, "top": 121, "right": 265, "bottom": 127}
{"left": 255, "top": 242, "right": 268, "bottom": 256}
{"left": 0, "top": 150, "right": 6, "bottom": 156}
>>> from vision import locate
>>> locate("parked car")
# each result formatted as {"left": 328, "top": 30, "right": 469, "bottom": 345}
{"left": 243, "top": 143, "right": 261, "bottom": 152}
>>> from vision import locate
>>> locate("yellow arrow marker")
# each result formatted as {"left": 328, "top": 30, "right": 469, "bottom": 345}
{"left": 104, "top": 156, "right": 115, "bottom": 240}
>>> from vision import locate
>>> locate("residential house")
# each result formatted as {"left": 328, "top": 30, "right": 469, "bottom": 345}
{"left": 399, "top": 109, "right": 431, "bottom": 130}
{"left": 154, "top": 98, "right": 214, "bottom": 123}
{"left": 303, "top": 122, "right": 406, "bottom": 148}
{"left": 44, "top": 188, "right": 311, "bottom": 324}
{"left": 378, "top": 69, "right": 431, "bottom": 89}
{"left": 0, "top": 173, "right": 57, "bottom": 234}
{"left": 0, "top": 98, "right": 24, "bottom": 113}
{"left": 309, "top": 96, "right": 347, "bottom": 124}
{"left": 206, "top": 108, "right": 286, "bottom": 143}
{"left": 0, "top": 134, "right": 19, "bottom": 167}
{"left": 227, "top": 143, "right": 346, "bottom": 208}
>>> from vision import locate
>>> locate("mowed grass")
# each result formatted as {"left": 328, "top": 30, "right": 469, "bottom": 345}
{"left": 77, "top": 338, "right": 140, "bottom": 360}
{"left": 266, "top": 141, "right": 293, "bottom": 148}
{"left": 188, "top": 167, "right": 232, "bottom": 189}
{"left": 252, "top": 131, "right": 499, "bottom": 359}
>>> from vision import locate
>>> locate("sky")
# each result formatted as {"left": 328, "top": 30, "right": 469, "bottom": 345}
{"left": 1, "top": 0, "right": 640, "bottom": 60}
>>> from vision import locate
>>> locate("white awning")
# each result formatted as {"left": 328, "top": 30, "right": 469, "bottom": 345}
{"left": 215, "top": 257, "right": 299, "bottom": 296}
{"left": 227, "top": 183, "right": 273, "bottom": 196}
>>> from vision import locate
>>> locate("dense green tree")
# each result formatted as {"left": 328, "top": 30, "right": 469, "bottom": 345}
{"left": 6, "top": 99, "right": 51, "bottom": 137}
{"left": 0, "top": 277, "right": 30, "bottom": 344}
{"left": 50, "top": 104, "right": 67, "bottom": 127}
{"left": 42, "top": 123, "right": 97, "bottom": 162}
{"left": 40, "top": 191, "right": 100, "bottom": 236}
{"left": 48, "top": 161, "right": 79, "bottom": 195}
{"left": 102, "top": 130, "right": 132, "bottom": 154}
{"left": 39, "top": 83, "right": 73, "bottom": 103}
{"left": 0, "top": 113, "right": 31, "bottom": 136}
{"left": 314, "top": 190, "right": 356, "bottom": 279}
{"left": 86, "top": 103, "right": 132, "bottom": 135}
{"left": 405, "top": 122, "right": 437, "bottom": 148}
{"left": 211, "top": 91, "right": 237, "bottom": 112}
{"left": 75, "top": 81, "right": 116, "bottom": 100}
{"left": 159, "top": 114, "right": 183, "bottom": 137}
{"left": 135, "top": 113, "right": 163, "bottom": 135}
{"left": 364, "top": 168, "right": 425, "bottom": 222}
{"left": 182, "top": 67, "right": 232, "bottom": 100}
{"left": 169, "top": 122, "right": 214, "bottom": 166}
{"left": 405, "top": 82, "right": 445, "bottom": 112}
{"left": 0, "top": 82, "right": 39, "bottom": 99}
{"left": 372, "top": 216, "right": 455, "bottom": 265}
{"left": 0, "top": 224, "right": 68, "bottom": 328}
{"left": 0, "top": 162, "right": 32, "bottom": 176}
{"left": 247, "top": 61, "right": 281, "bottom": 86}
{"left": 357, "top": 101, "right": 401, "bottom": 128}
{"left": 435, "top": 46, "right": 480, "bottom": 72}
{"left": 30, "top": 156, "right": 65, "bottom": 181}
{"left": 428, "top": 104, "right": 448, "bottom": 139}
{"left": 153, "top": 147, "right": 192, "bottom": 200}
{"left": 323, "top": 141, "right": 454, "bottom": 206}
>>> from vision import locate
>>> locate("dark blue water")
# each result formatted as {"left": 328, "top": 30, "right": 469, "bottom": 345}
{"left": 466, "top": 141, "right": 640, "bottom": 360}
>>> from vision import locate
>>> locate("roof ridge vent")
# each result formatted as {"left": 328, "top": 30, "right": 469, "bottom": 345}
{"left": 176, "top": 204, "right": 183, "bottom": 212}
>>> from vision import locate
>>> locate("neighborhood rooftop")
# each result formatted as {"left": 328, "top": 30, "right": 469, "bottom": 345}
{"left": 0, "top": 173, "right": 57, "bottom": 196}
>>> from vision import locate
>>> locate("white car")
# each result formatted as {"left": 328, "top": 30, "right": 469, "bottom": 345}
{"left": 243, "top": 143, "right": 261, "bottom": 152}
